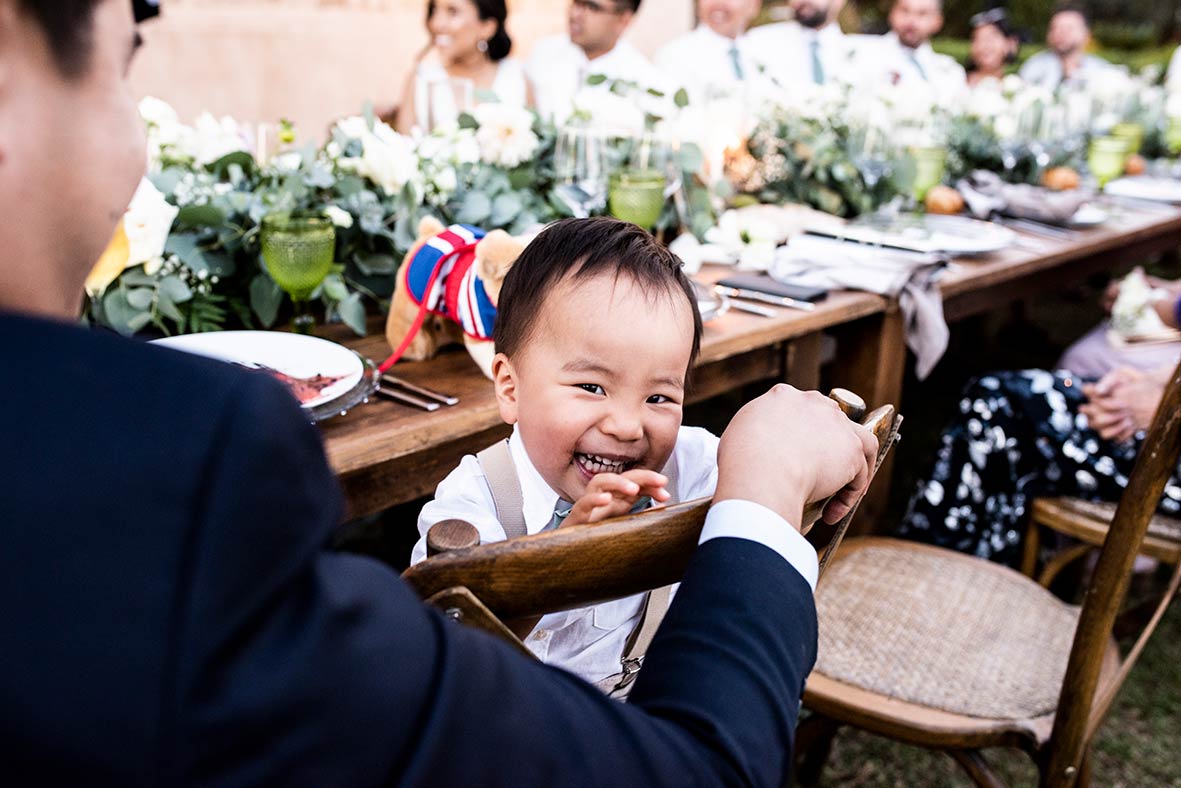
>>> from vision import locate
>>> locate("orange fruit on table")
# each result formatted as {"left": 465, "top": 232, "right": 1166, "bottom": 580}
{"left": 1124, "top": 154, "right": 1147, "bottom": 176}
{"left": 924, "top": 184, "right": 965, "bottom": 215}
{"left": 1042, "top": 166, "right": 1081, "bottom": 191}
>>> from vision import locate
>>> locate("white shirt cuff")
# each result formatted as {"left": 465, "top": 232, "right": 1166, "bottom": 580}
{"left": 698, "top": 499, "right": 819, "bottom": 592}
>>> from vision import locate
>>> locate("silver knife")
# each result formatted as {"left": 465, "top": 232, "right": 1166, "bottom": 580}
{"left": 376, "top": 386, "right": 441, "bottom": 412}
{"left": 714, "top": 285, "right": 817, "bottom": 312}
{"left": 381, "top": 373, "right": 459, "bottom": 406}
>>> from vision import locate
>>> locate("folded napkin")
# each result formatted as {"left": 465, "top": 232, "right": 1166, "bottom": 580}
{"left": 958, "top": 170, "right": 1092, "bottom": 226}
{"left": 770, "top": 235, "right": 950, "bottom": 379}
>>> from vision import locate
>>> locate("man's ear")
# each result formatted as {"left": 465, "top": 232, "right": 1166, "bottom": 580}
{"left": 491, "top": 352, "right": 519, "bottom": 425}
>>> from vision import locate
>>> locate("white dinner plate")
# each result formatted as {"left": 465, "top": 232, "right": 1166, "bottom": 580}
{"left": 819, "top": 213, "right": 1017, "bottom": 256}
{"left": 1104, "top": 176, "right": 1181, "bottom": 204}
{"left": 152, "top": 331, "right": 365, "bottom": 410}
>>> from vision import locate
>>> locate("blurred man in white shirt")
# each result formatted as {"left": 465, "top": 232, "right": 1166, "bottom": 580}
{"left": 748, "top": 0, "right": 857, "bottom": 89}
{"left": 871, "top": 0, "right": 966, "bottom": 102}
{"left": 526, "top": 0, "right": 664, "bottom": 122}
{"left": 1019, "top": 4, "right": 1113, "bottom": 92}
{"left": 655, "top": 0, "right": 769, "bottom": 100}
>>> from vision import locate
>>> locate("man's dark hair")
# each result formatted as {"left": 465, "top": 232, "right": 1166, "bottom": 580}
{"left": 494, "top": 217, "right": 702, "bottom": 379}
{"left": 16, "top": 0, "right": 101, "bottom": 79}
{"left": 619, "top": 0, "right": 641, "bottom": 13}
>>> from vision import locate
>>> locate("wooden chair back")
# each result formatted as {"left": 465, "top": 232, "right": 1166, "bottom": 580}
{"left": 402, "top": 391, "right": 901, "bottom": 643}
{"left": 1041, "top": 360, "right": 1181, "bottom": 788}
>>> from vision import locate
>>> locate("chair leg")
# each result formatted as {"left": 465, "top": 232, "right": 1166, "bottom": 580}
{"left": 1037, "top": 543, "right": 1093, "bottom": 589}
{"left": 949, "top": 749, "right": 1007, "bottom": 788}
{"left": 1021, "top": 520, "right": 1041, "bottom": 578}
{"left": 792, "top": 713, "right": 841, "bottom": 786}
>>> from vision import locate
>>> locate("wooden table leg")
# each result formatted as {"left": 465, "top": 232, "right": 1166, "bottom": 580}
{"left": 785, "top": 333, "right": 824, "bottom": 392}
{"left": 828, "top": 307, "right": 906, "bottom": 535}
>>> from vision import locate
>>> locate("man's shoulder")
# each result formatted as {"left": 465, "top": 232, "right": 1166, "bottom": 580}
{"left": 528, "top": 35, "right": 576, "bottom": 62}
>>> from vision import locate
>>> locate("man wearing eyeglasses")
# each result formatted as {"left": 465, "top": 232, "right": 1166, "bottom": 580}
{"left": 525, "top": 0, "right": 665, "bottom": 122}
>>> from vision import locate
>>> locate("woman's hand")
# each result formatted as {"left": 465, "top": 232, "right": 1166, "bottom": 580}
{"left": 1080, "top": 366, "right": 1166, "bottom": 442}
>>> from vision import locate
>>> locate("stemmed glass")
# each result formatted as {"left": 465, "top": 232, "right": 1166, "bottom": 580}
{"left": 608, "top": 133, "right": 682, "bottom": 230}
{"left": 847, "top": 119, "right": 895, "bottom": 192}
{"left": 260, "top": 212, "right": 336, "bottom": 335}
{"left": 553, "top": 125, "right": 608, "bottom": 218}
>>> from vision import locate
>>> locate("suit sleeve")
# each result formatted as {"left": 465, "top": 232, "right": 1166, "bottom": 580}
{"left": 172, "top": 374, "right": 816, "bottom": 788}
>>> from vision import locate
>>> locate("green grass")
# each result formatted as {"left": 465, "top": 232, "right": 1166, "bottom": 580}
{"left": 805, "top": 590, "right": 1181, "bottom": 786}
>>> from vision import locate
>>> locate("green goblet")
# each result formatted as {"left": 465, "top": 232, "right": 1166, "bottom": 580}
{"left": 1110, "top": 122, "right": 1144, "bottom": 156}
{"left": 1166, "top": 117, "right": 1181, "bottom": 156}
{"left": 1088, "top": 136, "right": 1129, "bottom": 189}
{"left": 909, "top": 146, "right": 947, "bottom": 202}
{"left": 607, "top": 169, "right": 666, "bottom": 230}
{"left": 260, "top": 212, "right": 336, "bottom": 334}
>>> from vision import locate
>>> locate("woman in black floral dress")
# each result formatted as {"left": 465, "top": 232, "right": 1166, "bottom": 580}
{"left": 896, "top": 362, "right": 1181, "bottom": 568}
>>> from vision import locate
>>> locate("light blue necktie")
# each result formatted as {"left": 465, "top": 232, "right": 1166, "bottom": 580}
{"left": 543, "top": 495, "right": 653, "bottom": 531}
{"left": 729, "top": 43, "right": 745, "bottom": 81}
{"left": 810, "top": 37, "right": 825, "bottom": 84}
{"left": 908, "top": 50, "right": 928, "bottom": 82}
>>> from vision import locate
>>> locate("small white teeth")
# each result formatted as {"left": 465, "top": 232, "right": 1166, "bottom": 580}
{"left": 577, "top": 453, "right": 632, "bottom": 474}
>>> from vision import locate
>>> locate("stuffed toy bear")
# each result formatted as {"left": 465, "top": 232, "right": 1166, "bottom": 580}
{"left": 383, "top": 216, "right": 525, "bottom": 379}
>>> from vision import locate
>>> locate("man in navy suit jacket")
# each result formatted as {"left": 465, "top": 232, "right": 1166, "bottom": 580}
{"left": 0, "top": 1, "right": 876, "bottom": 785}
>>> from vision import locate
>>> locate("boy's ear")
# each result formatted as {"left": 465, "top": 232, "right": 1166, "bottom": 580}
{"left": 491, "top": 352, "right": 519, "bottom": 425}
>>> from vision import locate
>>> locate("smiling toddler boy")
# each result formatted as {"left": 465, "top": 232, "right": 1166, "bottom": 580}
{"left": 410, "top": 217, "right": 717, "bottom": 694}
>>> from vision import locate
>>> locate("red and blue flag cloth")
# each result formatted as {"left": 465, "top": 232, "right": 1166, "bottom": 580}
{"left": 402, "top": 223, "right": 496, "bottom": 341}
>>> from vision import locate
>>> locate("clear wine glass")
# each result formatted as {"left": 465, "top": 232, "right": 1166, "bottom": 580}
{"left": 553, "top": 125, "right": 608, "bottom": 219}
{"left": 848, "top": 119, "right": 894, "bottom": 192}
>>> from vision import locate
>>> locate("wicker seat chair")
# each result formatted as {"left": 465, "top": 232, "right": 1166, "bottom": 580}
{"left": 796, "top": 361, "right": 1181, "bottom": 788}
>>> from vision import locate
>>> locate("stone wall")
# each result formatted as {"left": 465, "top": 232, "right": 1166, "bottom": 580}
{"left": 131, "top": 0, "right": 693, "bottom": 139}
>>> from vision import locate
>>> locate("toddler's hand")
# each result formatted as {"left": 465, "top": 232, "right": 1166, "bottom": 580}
{"left": 565, "top": 469, "right": 670, "bottom": 526}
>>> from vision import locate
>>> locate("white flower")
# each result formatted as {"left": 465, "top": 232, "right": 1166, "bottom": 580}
{"left": 1111, "top": 268, "right": 1167, "bottom": 337}
{"left": 190, "top": 112, "right": 250, "bottom": 167}
{"left": 323, "top": 205, "right": 354, "bottom": 229}
{"left": 139, "top": 96, "right": 189, "bottom": 170}
{"left": 334, "top": 115, "right": 421, "bottom": 195}
{"left": 1167, "top": 91, "right": 1181, "bottom": 119}
{"left": 84, "top": 177, "right": 179, "bottom": 296}
{"left": 705, "top": 209, "right": 779, "bottom": 271}
{"left": 472, "top": 103, "right": 539, "bottom": 168}
{"left": 125, "top": 177, "right": 179, "bottom": 274}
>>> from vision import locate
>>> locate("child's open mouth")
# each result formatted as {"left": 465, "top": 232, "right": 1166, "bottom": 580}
{"left": 575, "top": 453, "right": 638, "bottom": 476}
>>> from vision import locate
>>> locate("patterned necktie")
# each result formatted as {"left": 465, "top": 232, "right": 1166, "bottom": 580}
{"left": 729, "top": 43, "right": 745, "bottom": 81}
{"left": 810, "top": 37, "right": 825, "bottom": 84}
{"left": 908, "top": 50, "right": 928, "bottom": 82}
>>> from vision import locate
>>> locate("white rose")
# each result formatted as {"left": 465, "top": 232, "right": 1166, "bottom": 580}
{"left": 124, "top": 177, "right": 179, "bottom": 273}
{"left": 335, "top": 117, "right": 420, "bottom": 195}
{"left": 323, "top": 205, "right": 354, "bottom": 229}
{"left": 473, "top": 103, "right": 540, "bottom": 168}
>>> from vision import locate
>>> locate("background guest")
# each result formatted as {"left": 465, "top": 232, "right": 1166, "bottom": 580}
{"left": 1018, "top": 3, "right": 1112, "bottom": 92}
{"left": 747, "top": 0, "right": 856, "bottom": 89}
{"left": 655, "top": 0, "right": 767, "bottom": 100}
{"left": 525, "top": 0, "right": 664, "bottom": 122}
{"left": 395, "top": 0, "right": 531, "bottom": 134}
{"left": 871, "top": 0, "right": 966, "bottom": 102}
{"left": 965, "top": 7, "right": 1020, "bottom": 87}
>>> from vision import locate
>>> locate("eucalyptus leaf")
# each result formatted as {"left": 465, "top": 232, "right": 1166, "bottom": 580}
{"left": 354, "top": 251, "right": 398, "bottom": 276}
{"left": 119, "top": 269, "right": 158, "bottom": 288}
{"left": 458, "top": 112, "right": 479, "bottom": 130}
{"left": 157, "top": 291, "right": 184, "bottom": 323}
{"left": 586, "top": 74, "right": 608, "bottom": 86}
{"left": 176, "top": 203, "right": 225, "bottom": 230}
{"left": 322, "top": 274, "right": 349, "bottom": 302}
{"left": 456, "top": 191, "right": 492, "bottom": 225}
{"left": 338, "top": 292, "right": 367, "bottom": 336}
{"left": 673, "top": 88, "right": 689, "bottom": 109}
{"left": 159, "top": 275, "right": 193, "bottom": 303}
{"left": 490, "top": 192, "right": 524, "bottom": 227}
{"left": 249, "top": 273, "right": 283, "bottom": 328}
{"left": 207, "top": 151, "right": 257, "bottom": 180}
{"left": 101, "top": 288, "right": 141, "bottom": 337}
{"left": 126, "top": 287, "right": 154, "bottom": 310}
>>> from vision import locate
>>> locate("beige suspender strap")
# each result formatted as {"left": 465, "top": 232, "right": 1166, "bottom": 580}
{"left": 476, "top": 440, "right": 528, "bottom": 540}
{"left": 622, "top": 584, "right": 673, "bottom": 661}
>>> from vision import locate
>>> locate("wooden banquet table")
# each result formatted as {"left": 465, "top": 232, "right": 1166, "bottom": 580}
{"left": 319, "top": 200, "right": 1181, "bottom": 524}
